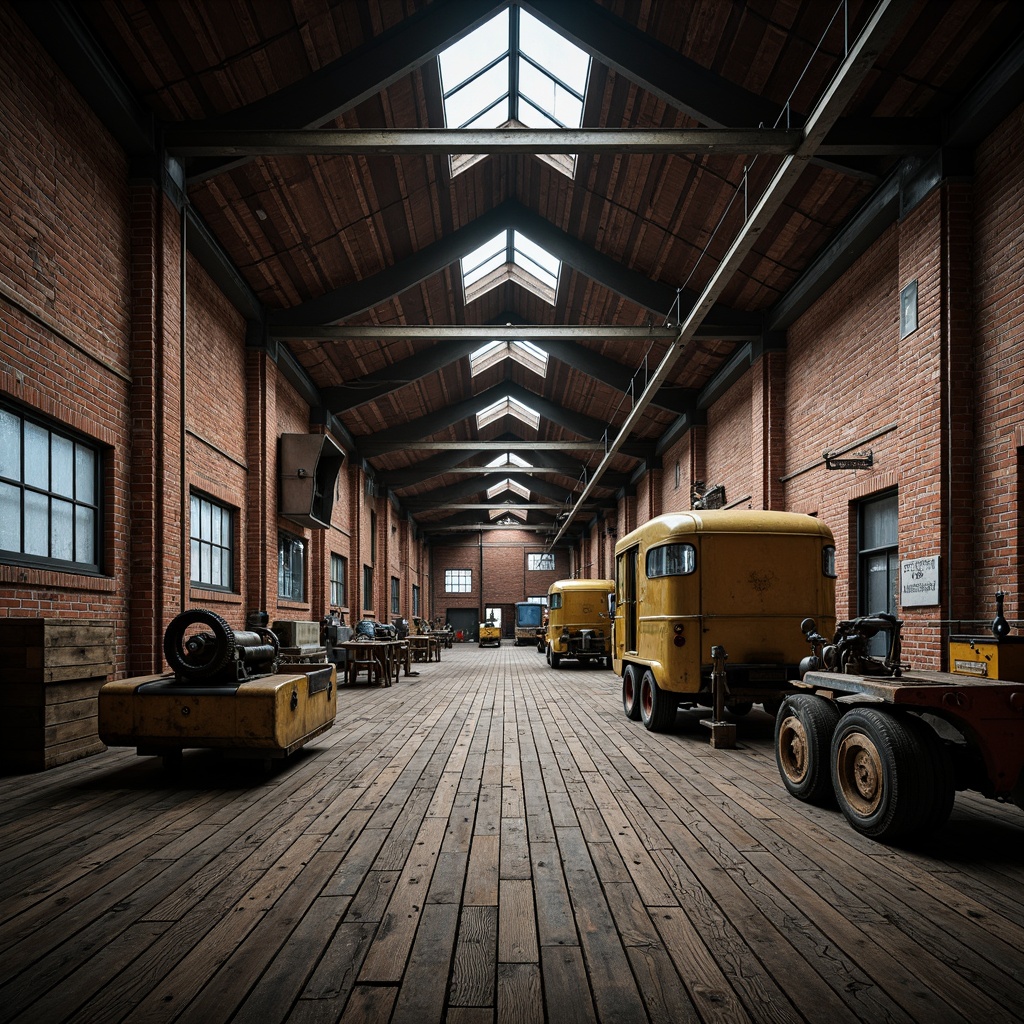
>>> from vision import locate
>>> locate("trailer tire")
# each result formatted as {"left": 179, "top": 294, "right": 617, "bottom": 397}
{"left": 551, "top": 650, "right": 562, "bottom": 669}
{"left": 640, "top": 669, "right": 677, "bottom": 732}
{"left": 622, "top": 664, "right": 642, "bottom": 721}
{"left": 775, "top": 694, "right": 840, "bottom": 805}
{"left": 545, "top": 645, "right": 551, "bottom": 665}
{"left": 903, "top": 714, "right": 956, "bottom": 834}
{"left": 830, "top": 708, "right": 938, "bottom": 842}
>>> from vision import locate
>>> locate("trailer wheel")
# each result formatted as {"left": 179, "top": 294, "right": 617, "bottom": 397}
{"left": 551, "top": 650, "right": 562, "bottom": 669}
{"left": 903, "top": 714, "right": 956, "bottom": 834}
{"left": 830, "top": 708, "right": 941, "bottom": 842}
{"left": 775, "top": 695, "right": 840, "bottom": 805}
{"left": 545, "top": 645, "right": 551, "bottom": 665}
{"left": 622, "top": 664, "right": 642, "bottom": 721}
{"left": 640, "top": 669, "right": 677, "bottom": 732}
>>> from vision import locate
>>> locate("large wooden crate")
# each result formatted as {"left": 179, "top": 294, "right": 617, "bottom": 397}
{"left": 0, "top": 618, "right": 115, "bottom": 772}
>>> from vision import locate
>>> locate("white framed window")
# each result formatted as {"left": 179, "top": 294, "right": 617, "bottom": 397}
{"left": 527, "top": 552, "right": 554, "bottom": 571}
{"left": 330, "top": 553, "right": 347, "bottom": 607}
{"left": 445, "top": 569, "right": 473, "bottom": 593}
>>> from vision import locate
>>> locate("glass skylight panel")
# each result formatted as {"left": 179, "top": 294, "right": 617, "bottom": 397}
{"left": 476, "top": 396, "right": 540, "bottom": 430}
{"left": 487, "top": 453, "right": 532, "bottom": 468}
{"left": 513, "top": 232, "right": 559, "bottom": 291}
{"left": 438, "top": 10, "right": 509, "bottom": 124}
{"left": 487, "top": 479, "right": 531, "bottom": 500}
{"left": 462, "top": 232, "right": 507, "bottom": 288}
{"left": 470, "top": 340, "right": 548, "bottom": 377}
{"left": 438, "top": 5, "right": 589, "bottom": 177}
{"left": 443, "top": 59, "right": 510, "bottom": 129}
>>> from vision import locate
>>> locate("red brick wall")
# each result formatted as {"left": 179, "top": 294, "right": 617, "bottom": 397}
{"left": 0, "top": 7, "right": 133, "bottom": 668}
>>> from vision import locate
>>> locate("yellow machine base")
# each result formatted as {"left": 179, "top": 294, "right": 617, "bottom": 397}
{"left": 98, "top": 665, "right": 337, "bottom": 759}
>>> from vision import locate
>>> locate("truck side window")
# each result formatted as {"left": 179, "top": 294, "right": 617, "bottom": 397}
{"left": 823, "top": 545, "right": 837, "bottom": 578}
{"left": 646, "top": 543, "right": 695, "bottom": 578}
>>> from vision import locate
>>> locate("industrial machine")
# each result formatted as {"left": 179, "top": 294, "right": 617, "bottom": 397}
{"left": 543, "top": 578, "right": 614, "bottom": 668}
{"left": 776, "top": 611, "right": 1024, "bottom": 843}
{"left": 99, "top": 609, "right": 337, "bottom": 765}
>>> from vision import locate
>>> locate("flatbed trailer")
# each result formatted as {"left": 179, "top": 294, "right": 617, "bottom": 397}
{"left": 776, "top": 666, "right": 1024, "bottom": 842}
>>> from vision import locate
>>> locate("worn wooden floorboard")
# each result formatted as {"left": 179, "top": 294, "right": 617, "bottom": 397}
{"left": 2, "top": 643, "right": 1024, "bottom": 1024}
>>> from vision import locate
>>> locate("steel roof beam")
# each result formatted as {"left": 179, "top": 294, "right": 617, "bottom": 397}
{"left": 550, "top": 0, "right": 918, "bottom": 546}
{"left": 362, "top": 440, "right": 652, "bottom": 455}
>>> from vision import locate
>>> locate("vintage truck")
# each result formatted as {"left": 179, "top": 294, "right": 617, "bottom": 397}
{"left": 775, "top": 610, "right": 1024, "bottom": 842}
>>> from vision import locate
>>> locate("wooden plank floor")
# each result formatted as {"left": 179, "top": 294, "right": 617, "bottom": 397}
{"left": 2, "top": 642, "right": 1024, "bottom": 1024}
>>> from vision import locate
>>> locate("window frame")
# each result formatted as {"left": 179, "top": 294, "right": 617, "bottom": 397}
{"left": 330, "top": 552, "right": 347, "bottom": 608}
{"left": 0, "top": 403, "right": 103, "bottom": 574}
{"left": 277, "top": 530, "right": 306, "bottom": 602}
{"left": 189, "top": 491, "right": 235, "bottom": 591}
{"left": 445, "top": 568, "right": 473, "bottom": 593}
{"left": 527, "top": 552, "right": 555, "bottom": 571}
{"left": 646, "top": 543, "right": 696, "bottom": 579}
{"left": 391, "top": 575, "right": 400, "bottom": 616}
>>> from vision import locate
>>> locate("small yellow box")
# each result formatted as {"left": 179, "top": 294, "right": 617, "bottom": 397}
{"left": 948, "top": 636, "right": 1024, "bottom": 683}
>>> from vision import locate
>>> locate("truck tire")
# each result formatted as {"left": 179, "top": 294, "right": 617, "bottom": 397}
{"left": 622, "top": 664, "right": 642, "bottom": 721}
{"left": 640, "top": 669, "right": 677, "bottom": 732}
{"left": 830, "top": 708, "right": 941, "bottom": 842}
{"left": 551, "top": 649, "right": 562, "bottom": 669}
{"left": 775, "top": 694, "right": 840, "bottom": 805}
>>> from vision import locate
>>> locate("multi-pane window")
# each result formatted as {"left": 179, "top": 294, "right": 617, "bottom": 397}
{"left": 412, "top": 584, "right": 421, "bottom": 616}
{"left": 190, "top": 493, "right": 233, "bottom": 589}
{"left": 527, "top": 552, "right": 554, "bottom": 571}
{"left": 278, "top": 531, "right": 305, "bottom": 602}
{"left": 391, "top": 576, "right": 400, "bottom": 615}
{"left": 0, "top": 405, "right": 100, "bottom": 572}
{"left": 330, "top": 553, "right": 347, "bottom": 608}
{"left": 859, "top": 491, "right": 898, "bottom": 655}
{"left": 445, "top": 569, "right": 472, "bottom": 593}
{"left": 363, "top": 564, "right": 373, "bottom": 610}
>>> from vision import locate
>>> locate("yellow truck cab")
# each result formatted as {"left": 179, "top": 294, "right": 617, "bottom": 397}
{"left": 614, "top": 510, "right": 836, "bottom": 730}
{"left": 544, "top": 578, "right": 615, "bottom": 669}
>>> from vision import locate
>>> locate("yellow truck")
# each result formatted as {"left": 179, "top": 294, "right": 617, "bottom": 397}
{"left": 614, "top": 510, "right": 836, "bottom": 731}
{"left": 544, "top": 578, "right": 615, "bottom": 669}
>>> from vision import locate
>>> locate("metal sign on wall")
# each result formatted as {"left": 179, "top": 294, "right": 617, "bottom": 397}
{"left": 900, "top": 555, "right": 940, "bottom": 607}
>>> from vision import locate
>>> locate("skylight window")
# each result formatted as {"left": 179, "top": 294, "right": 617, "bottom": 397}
{"left": 487, "top": 453, "right": 532, "bottom": 469}
{"left": 460, "top": 229, "right": 561, "bottom": 305}
{"left": 470, "top": 340, "right": 549, "bottom": 377}
{"left": 487, "top": 479, "right": 531, "bottom": 501}
{"left": 438, "top": 6, "right": 590, "bottom": 178}
{"left": 476, "top": 396, "right": 541, "bottom": 430}
{"left": 490, "top": 508, "right": 528, "bottom": 523}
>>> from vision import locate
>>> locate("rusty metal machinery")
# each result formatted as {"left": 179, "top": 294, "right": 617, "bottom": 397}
{"left": 162, "top": 609, "right": 280, "bottom": 683}
{"left": 99, "top": 609, "right": 337, "bottom": 766}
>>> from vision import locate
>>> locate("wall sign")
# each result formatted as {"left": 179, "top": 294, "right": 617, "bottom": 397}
{"left": 900, "top": 555, "right": 939, "bottom": 607}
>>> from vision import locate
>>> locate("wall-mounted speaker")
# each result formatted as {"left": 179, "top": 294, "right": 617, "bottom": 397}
{"left": 279, "top": 433, "right": 345, "bottom": 529}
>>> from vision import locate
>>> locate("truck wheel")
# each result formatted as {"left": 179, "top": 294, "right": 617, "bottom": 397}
{"left": 775, "top": 694, "right": 840, "bottom": 805}
{"left": 903, "top": 714, "right": 956, "bottom": 834}
{"left": 622, "top": 664, "right": 642, "bottom": 721}
{"left": 551, "top": 650, "right": 562, "bottom": 669}
{"left": 640, "top": 669, "right": 677, "bottom": 732}
{"left": 830, "top": 708, "right": 940, "bottom": 842}
{"left": 545, "top": 645, "right": 551, "bottom": 665}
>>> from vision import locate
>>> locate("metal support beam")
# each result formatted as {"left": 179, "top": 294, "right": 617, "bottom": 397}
{"left": 362, "top": 440, "right": 652, "bottom": 455}
{"left": 549, "top": 0, "right": 917, "bottom": 547}
{"left": 274, "top": 324, "right": 681, "bottom": 341}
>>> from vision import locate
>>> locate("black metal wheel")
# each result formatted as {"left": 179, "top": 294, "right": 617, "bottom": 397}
{"left": 830, "top": 708, "right": 947, "bottom": 842}
{"left": 551, "top": 649, "right": 562, "bottom": 669}
{"left": 775, "top": 694, "right": 841, "bottom": 805}
{"left": 163, "top": 609, "right": 236, "bottom": 679}
{"left": 640, "top": 669, "right": 677, "bottom": 732}
{"left": 622, "top": 664, "right": 642, "bottom": 721}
